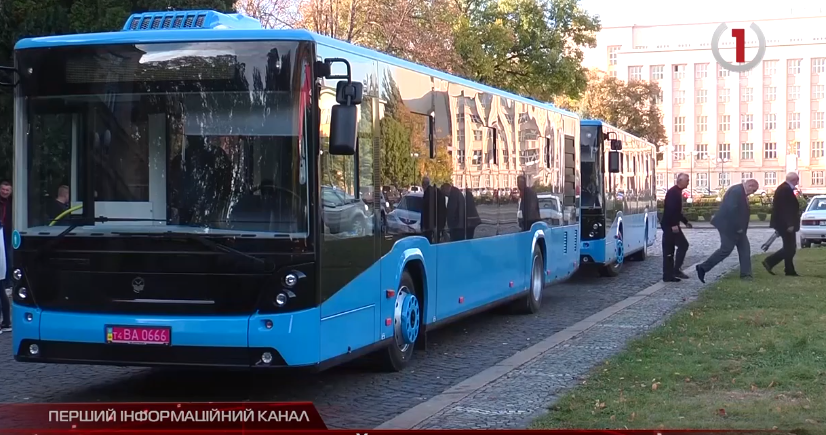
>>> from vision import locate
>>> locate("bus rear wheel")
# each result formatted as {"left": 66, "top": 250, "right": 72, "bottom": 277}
{"left": 512, "top": 247, "right": 544, "bottom": 314}
{"left": 378, "top": 270, "right": 421, "bottom": 372}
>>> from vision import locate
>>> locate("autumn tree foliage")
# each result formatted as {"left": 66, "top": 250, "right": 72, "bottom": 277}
{"left": 557, "top": 70, "right": 668, "bottom": 155}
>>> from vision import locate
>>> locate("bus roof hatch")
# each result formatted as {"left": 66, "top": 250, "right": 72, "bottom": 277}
{"left": 122, "top": 10, "right": 262, "bottom": 31}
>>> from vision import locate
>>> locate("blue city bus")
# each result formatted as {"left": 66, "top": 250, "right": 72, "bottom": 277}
{"left": 5, "top": 10, "right": 587, "bottom": 371}
{"left": 578, "top": 120, "right": 657, "bottom": 277}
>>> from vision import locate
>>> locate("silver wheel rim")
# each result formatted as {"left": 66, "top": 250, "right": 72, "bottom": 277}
{"left": 393, "top": 286, "right": 413, "bottom": 353}
{"left": 531, "top": 255, "right": 543, "bottom": 301}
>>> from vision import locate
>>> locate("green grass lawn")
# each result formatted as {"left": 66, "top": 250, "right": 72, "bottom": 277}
{"left": 532, "top": 249, "right": 826, "bottom": 433}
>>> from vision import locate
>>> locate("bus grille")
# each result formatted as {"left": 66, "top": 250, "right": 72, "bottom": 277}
{"left": 125, "top": 12, "right": 208, "bottom": 31}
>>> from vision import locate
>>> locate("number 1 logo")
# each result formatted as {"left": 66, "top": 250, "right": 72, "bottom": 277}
{"left": 711, "top": 22, "right": 767, "bottom": 73}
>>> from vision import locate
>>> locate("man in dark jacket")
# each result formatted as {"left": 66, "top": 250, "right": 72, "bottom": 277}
{"left": 440, "top": 182, "right": 466, "bottom": 241}
{"left": 517, "top": 175, "right": 540, "bottom": 231}
{"left": 696, "top": 179, "right": 759, "bottom": 282}
{"left": 661, "top": 173, "right": 693, "bottom": 282}
{"left": 763, "top": 172, "right": 801, "bottom": 276}
{"left": 420, "top": 176, "right": 446, "bottom": 243}
{"left": 0, "top": 180, "right": 11, "bottom": 332}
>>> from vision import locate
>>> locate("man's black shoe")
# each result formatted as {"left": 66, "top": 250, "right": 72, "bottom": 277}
{"left": 675, "top": 270, "right": 689, "bottom": 280}
{"left": 663, "top": 277, "right": 681, "bottom": 282}
{"left": 786, "top": 272, "right": 800, "bottom": 277}
{"left": 696, "top": 265, "right": 706, "bottom": 283}
{"left": 762, "top": 260, "right": 775, "bottom": 275}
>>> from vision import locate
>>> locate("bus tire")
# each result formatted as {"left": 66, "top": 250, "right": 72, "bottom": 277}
{"left": 512, "top": 247, "right": 544, "bottom": 314}
{"left": 599, "top": 231, "right": 624, "bottom": 277}
{"left": 378, "top": 269, "right": 421, "bottom": 372}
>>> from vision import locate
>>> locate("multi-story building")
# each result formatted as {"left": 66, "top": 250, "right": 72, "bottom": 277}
{"left": 583, "top": 16, "right": 826, "bottom": 194}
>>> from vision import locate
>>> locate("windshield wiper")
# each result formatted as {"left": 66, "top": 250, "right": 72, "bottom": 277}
{"left": 34, "top": 216, "right": 166, "bottom": 259}
{"left": 116, "top": 231, "right": 271, "bottom": 272}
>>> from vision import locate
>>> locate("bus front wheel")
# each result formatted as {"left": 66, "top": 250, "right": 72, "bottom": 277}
{"left": 512, "top": 247, "right": 544, "bottom": 314}
{"left": 599, "top": 231, "right": 624, "bottom": 277}
{"left": 378, "top": 269, "right": 421, "bottom": 372}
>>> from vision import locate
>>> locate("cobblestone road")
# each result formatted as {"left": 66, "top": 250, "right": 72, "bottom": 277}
{"left": 0, "top": 227, "right": 775, "bottom": 429}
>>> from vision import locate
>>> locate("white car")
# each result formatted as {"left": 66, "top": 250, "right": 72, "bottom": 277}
{"left": 386, "top": 192, "right": 423, "bottom": 234}
{"left": 800, "top": 195, "right": 826, "bottom": 248}
{"left": 517, "top": 193, "right": 563, "bottom": 225}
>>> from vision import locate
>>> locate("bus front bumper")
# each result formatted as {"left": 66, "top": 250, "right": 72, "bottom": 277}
{"left": 12, "top": 304, "right": 321, "bottom": 369}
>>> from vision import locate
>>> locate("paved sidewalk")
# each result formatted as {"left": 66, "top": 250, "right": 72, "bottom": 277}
{"left": 388, "top": 231, "right": 773, "bottom": 429}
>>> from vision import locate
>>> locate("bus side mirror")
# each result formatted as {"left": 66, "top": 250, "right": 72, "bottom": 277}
{"left": 329, "top": 81, "right": 363, "bottom": 156}
{"left": 610, "top": 139, "right": 623, "bottom": 151}
{"left": 608, "top": 151, "right": 621, "bottom": 173}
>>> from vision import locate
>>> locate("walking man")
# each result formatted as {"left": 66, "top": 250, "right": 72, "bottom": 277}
{"left": 763, "top": 172, "right": 801, "bottom": 276}
{"left": 696, "top": 179, "right": 759, "bottom": 283}
{"left": 661, "top": 173, "right": 692, "bottom": 282}
{"left": 0, "top": 180, "right": 12, "bottom": 333}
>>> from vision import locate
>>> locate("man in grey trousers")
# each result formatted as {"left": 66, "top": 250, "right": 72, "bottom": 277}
{"left": 696, "top": 179, "right": 760, "bottom": 283}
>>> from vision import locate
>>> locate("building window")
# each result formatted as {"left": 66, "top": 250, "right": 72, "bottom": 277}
{"left": 813, "top": 58, "right": 826, "bottom": 74}
{"left": 741, "top": 143, "right": 754, "bottom": 160}
{"left": 765, "top": 171, "right": 777, "bottom": 187}
{"left": 674, "top": 117, "right": 686, "bottom": 132}
{"left": 814, "top": 112, "right": 825, "bottom": 129}
{"left": 788, "top": 59, "right": 801, "bottom": 74}
{"left": 718, "top": 143, "right": 731, "bottom": 160}
{"left": 740, "top": 114, "right": 754, "bottom": 131}
{"left": 651, "top": 65, "right": 664, "bottom": 80}
{"left": 629, "top": 66, "right": 642, "bottom": 81}
{"left": 609, "top": 70, "right": 617, "bottom": 78}
{"left": 813, "top": 171, "right": 826, "bottom": 186}
{"left": 788, "top": 112, "right": 801, "bottom": 130}
{"left": 695, "top": 63, "right": 708, "bottom": 78}
{"left": 673, "top": 144, "right": 686, "bottom": 161}
{"left": 719, "top": 115, "right": 730, "bottom": 131}
{"left": 765, "top": 113, "right": 776, "bottom": 130}
{"left": 814, "top": 85, "right": 825, "bottom": 99}
{"left": 696, "top": 89, "right": 708, "bottom": 103}
{"left": 765, "top": 86, "right": 776, "bottom": 101}
{"left": 473, "top": 130, "right": 483, "bottom": 141}
{"left": 653, "top": 90, "right": 663, "bottom": 105}
{"left": 718, "top": 64, "right": 730, "bottom": 77}
{"left": 656, "top": 173, "right": 664, "bottom": 187}
{"left": 788, "top": 85, "right": 800, "bottom": 100}
{"left": 740, "top": 69, "right": 751, "bottom": 78}
{"left": 718, "top": 172, "right": 730, "bottom": 187}
{"left": 696, "top": 173, "right": 708, "bottom": 188}
{"left": 792, "top": 141, "right": 801, "bottom": 158}
{"left": 457, "top": 129, "right": 465, "bottom": 145}
{"left": 674, "top": 90, "right": 685, "bottom": 104}
{"left": 741, "top": 87, "right": 753, "bottom": 102}
{"left": 608, "top": 46, "right": 620, "bottom": 65}
{"left": 719, "top": 88, "right": 731, "bottom": 102}
{"left": 741, "top": 172, "right": 753, "bottom": 181}
{"left": 674, "top": 64, "right": 686, "bottom": 79}
{"left": 697, "top": 116, "right": 708, "bottom": 132}
{"left": 764, "top": 142, "right": 778, "bottom": 159}
{"left": 813, "top": 141, "right": 825, "bottom": 158}
{"left": 696, "top": 143, "right": 709, "bottom": 159}
{"left": 764, "top": 60, "right": 777, "bottom": 76}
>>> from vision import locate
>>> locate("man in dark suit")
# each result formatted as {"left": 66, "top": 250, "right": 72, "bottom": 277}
{"left": 763, "top": 172, "right": 801, "bottom": 276}
{"left": 440, "top": 182, "right": 466, "bottom": 241}
{"left": 661, "top": 173, "right": 693, "bottom": 282}
{"left": 696, "top": 179, "right": 759, "bottom": 282}
{"left": 517, "top": 175, "right": 540, "bottom": 231}
{"left": 420, "top": 176, "right": 446, "bottom": 243}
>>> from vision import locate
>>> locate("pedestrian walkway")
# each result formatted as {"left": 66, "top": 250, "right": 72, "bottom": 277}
{"left": 379, "top": 232, "right": 771, "bottom": 429}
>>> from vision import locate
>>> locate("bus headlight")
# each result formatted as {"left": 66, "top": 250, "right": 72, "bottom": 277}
{"left": 592, "top": 223, "right": 599, "bottom": 229}
{"left": 17, "top": 287, "right": 28, "bottom": 299}
{"left": 274, "top": 293, "right": 288, "bottom": 306}
{"left": 283, "top": 273, "right": 298, "bottom": 288}
{"left": 12, "top": 269, "right": 22, "bottom": 280}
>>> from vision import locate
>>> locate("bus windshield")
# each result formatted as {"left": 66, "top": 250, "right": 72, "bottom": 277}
{"left": 16, "top": 41, "right": 309, "bottom": 237}
{"left": 580, "top": 125, "right": 602, "bottom": 208}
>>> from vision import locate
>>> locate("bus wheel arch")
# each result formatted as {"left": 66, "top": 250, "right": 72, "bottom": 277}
{"left": 629, "top": 215, "right": 649, "bottom": 262}
{"left": 600, "top": 223, "right": 624, "bottom": 277}
{"left": 377, "top": 260, "right": 426, "bottom": 372}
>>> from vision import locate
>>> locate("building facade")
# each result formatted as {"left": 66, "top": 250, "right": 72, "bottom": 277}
{"left": 582, "top": 16, "right": 826, "bottom": 194}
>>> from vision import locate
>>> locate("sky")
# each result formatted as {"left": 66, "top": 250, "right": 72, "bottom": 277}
{"left": 579, "top": 0, "right": 825, "bottom": 27}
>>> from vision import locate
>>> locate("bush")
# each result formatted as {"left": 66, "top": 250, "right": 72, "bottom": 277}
{"left": 757, "top": 212, "right": 767, "bottom": 221}
{"left": 703, "top": 211, "right": 713, "bottom": 221}
{"left": 685, "top": 210, "right": 699, "bottom": 221}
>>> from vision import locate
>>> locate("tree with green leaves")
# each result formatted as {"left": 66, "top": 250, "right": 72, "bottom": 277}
{"left": 379, "top": 117, "right": 416, "bottom": 187}
{"left": 453, "top": 0, "right": 600, "bottom": 101}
